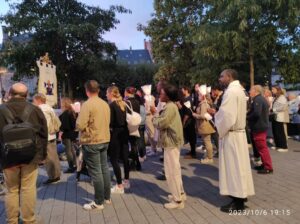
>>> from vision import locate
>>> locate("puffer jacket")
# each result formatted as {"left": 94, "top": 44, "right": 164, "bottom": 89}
{"left": 273, "top": 95, "right": 289, "bottom": 123}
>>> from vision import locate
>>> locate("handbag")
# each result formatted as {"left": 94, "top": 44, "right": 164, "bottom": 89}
{"left": 126, "top": 101, "right": 141, "bottom": 137}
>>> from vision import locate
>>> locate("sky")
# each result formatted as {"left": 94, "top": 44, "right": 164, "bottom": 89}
{"left": 0, "top": 0, "right": 154, "bottom": 50}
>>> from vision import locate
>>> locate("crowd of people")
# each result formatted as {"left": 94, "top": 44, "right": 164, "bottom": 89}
{"left": 0, "top": 68, "right": 299, "bottom": 223}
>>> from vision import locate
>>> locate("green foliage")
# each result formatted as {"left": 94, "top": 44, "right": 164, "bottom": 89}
{"left": 106, "top": 63, "right": 158, "bottom": 93}
{"left": 139, "top": 0, "right": 204, "bottom": 86}
{"left": 68, "top": 62, "right": 158, "bottom": 99}
{"left": 141, "top": 0, "right": 300, "bottom": 87}
{"left": 1, "top": 0, "right": 130, "bottom": 96}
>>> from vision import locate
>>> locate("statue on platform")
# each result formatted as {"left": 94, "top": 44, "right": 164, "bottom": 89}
{"left": 39, "top": 52, "right": 53, "bottom": 65}
{"left": 44, "top": 80, "right": 54, "bottom": 95}
{"left": 37, "top": 53, "right": 57, "bottom": 106}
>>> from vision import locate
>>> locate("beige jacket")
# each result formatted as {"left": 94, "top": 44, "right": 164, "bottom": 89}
{"left": 76, "top": 96, "right": 110, "bottom": 144}
{"left": 194, "top": 101, "right": 215, "bottom": 135}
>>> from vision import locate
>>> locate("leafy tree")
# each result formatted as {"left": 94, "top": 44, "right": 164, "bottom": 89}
{"left": 139, "top": 0, "right": 204, "bottom": 86}
{"left": 195, "top": 0, "right": 300, "bottom": 86}
{"left": 1, "top": 0, "right": 130, "bottom": 97}
{"left": 69, "top": 62, "right": 157, "bottom": 99}
{"left": 142, "top": 0, "right": 300, "bottom": 87}
{"left": 107, "top": 63, "right": 158, "bottom": 93}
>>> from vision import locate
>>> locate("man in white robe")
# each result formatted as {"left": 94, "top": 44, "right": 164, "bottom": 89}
{"left": 214, "top": 69, "right": 255, "bottom": 213}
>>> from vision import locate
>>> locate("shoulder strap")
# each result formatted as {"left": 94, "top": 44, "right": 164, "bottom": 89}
{"left": 20, "top": 104, "right": 34, "bottom": 122}
{"left": 125, "top": 101, "right": 133, "bottom": 112}
{"left": 1, "top": 105, "right": 15, "bottom": 124}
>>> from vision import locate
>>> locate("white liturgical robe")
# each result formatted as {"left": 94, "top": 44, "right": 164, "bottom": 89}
{"left": 215, "top": 80, "right": 255, "bottom": 198}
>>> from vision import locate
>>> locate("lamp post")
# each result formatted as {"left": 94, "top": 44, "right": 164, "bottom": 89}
{"left": 0, "top": 67, "right": 7, "bottom": 102}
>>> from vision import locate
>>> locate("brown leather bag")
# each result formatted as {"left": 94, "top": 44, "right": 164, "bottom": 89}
{"left": 197, "top": 119, "right": 215, "bottom": 135}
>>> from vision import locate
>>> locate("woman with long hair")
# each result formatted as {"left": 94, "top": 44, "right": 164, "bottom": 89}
{"left": 107, "top": 86, "right": 130, "bottom": 193}
{"left": 124, "top": 87, "right": 142, "bottom": 171}
{"left": 153, "top": 84, "right": 185, "bottom": 209}
{"left": 271, "top": 86, "right": 289, "bottom": 152}
{"left": 59, "top": 97, "right": 78, "bottom": 173}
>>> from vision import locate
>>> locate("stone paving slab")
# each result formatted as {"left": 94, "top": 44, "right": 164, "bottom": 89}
{"left": 1, "top": 139, "right": 300, "bottom": 223}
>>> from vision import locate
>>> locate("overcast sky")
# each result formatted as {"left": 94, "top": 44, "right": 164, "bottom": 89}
{"left": 0, "top": 0, "right": 154, "bottom": 50}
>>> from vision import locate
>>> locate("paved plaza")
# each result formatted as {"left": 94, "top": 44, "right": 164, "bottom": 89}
{"left": 0, "top": 139, "right": 300, "bottom": 224}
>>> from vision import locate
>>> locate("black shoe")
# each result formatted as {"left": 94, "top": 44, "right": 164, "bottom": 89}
{"left": 254, "top": 165, "right": 264, "bottom": 170}
{"left": 136, "top": 165, "right": 142, "bottom": 171}
{"left": 64, "top": 167, "right": 76, "bottom": 173}
{"left": 43, "top": 177, "right": 60, "bottom": 185}
{"left": 257, "top": 169, "right": 273, "bottom": 174}
{"left": 130, "top": 163, "right": 137, "bottom": 171}
{"left": 220, "top": 199, "right": 245, "bottom": 213}
{"left": 156, "top": 174, "right": 166, "bottom": 181}
{"left": 76, "top": 172, "right": 80, "bottom": 182}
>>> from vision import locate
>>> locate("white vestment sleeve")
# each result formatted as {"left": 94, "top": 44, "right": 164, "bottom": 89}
{"left": 215, "top": 90, "right": 237, "bottom": 138}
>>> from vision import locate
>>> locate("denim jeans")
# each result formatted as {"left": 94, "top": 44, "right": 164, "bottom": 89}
{"left": 82, "top": 143, "right": 111, "bottom": 205}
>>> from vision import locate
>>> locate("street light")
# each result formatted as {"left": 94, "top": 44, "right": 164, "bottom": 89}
{"left": 0, "top": 67, "right": 8, "bottom": 101}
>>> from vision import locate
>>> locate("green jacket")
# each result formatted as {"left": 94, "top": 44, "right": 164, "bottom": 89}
{"left": 153, "top": 102, "right": 184, "bottom": 148}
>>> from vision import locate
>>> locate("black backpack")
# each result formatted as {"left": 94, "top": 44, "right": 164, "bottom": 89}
{"left": 0, "top": 104, "right": 38, "bottom": 167}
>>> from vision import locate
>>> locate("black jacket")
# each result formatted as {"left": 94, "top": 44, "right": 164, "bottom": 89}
{"left": 59, "top": 110, "right": 78, "bottom": 140}
{"left": 0, "top": 98, "right": 48, "bottom": 168}
{"left": 247, "top": 94, "right": 269, "bottom": 132}
{"left": 109, "top": 101, "right": 127, "bottom": 129}
{"left": 126, "top": 97, "right": 140, "bottom": 114}
{"left": 180, "top": 96, "right": 195, "bottom": 128}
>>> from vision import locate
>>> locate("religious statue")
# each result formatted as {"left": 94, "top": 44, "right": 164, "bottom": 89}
{"left": 39, "top": 52, "right": 53, "bottom": 65}
{"left": 44, "top": 80, "right": 54, "bottom": 95}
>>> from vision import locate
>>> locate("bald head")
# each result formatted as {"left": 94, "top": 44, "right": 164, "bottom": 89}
{"left": 9, "top": 83, "right": 28, "bottom": 98}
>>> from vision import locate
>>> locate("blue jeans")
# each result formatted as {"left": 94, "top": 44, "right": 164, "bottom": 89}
{"left": 82, "top": 143, "right": 111, "bottom": 205}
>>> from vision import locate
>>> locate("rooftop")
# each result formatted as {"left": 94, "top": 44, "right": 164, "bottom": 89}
{"left": 117, "top": 49, "right": 153, "bottom": 65}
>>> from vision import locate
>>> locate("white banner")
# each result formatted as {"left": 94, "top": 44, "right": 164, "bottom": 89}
{"left": 37, "top": 60, "right": 57, "bottom": 106}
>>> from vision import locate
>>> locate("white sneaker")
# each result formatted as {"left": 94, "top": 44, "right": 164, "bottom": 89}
{"left": 147, "top": 151, "right": 157, "bottom": 157}
{"left": 267, "top": 138, "right": 274, "bottom": 144}
{"left": 164, "top": 201, "right": 184, "bottom": 209}
{"left": 252, "top": 158, "right": 262, "bottom": 166}
{"left": 277, "top": 148, "right": 288, "bottom": 152}
{"left": 270, "top": 146, "right": 277, "bottom": 150}
{"left": 122, "top": 180, "right": 130, "bottom": 189}
{"left": 293, "top": 136, "right": 300, "bottom": 141}
{"left": 111, "top": 185, "right": 124, "bottom": 194}
{"left": 83, "top": 201, "right": 104, "bottom": 210}
{"left": 196, "top": 145, "right": 205, "bottom": 151}
{"left": 105, "top": 199, "right": 112, "bottom": 204}
{"left": 200, "top": 158, "right": 213, "bottom": 164}
{"left": 168, "top": 193, "right": 187, "bottom": 201}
